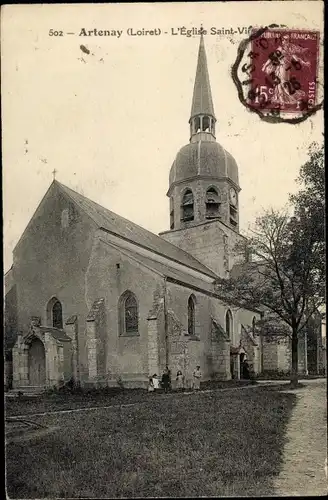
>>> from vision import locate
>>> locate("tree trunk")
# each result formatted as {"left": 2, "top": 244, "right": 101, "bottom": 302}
{"left": 290, "top": 326, "right": 299, "bottom": 388}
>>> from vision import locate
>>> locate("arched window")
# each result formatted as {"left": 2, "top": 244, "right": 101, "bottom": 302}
{"left": 188, "top": 295, "right": 196, "bottom": 335}
{"left": 205, "top": 187, "right": 220, "bottom": 219}
{"left": 47, "top": 297, "right": 63, "bottom": 329}
{"left": 193, "top": 116, "right": 201, "bottom": 134}
{"left": 202, "top": 115, "right": 212, "bottom": 132}
{"left": 252, "top": 317, "right": 256, "bottom": 336}
{"left": 181, "top": 189, "right": 194, "bottom": 222}
{"left": 225, "top": 309, "right": 233, "bottom": 340}
{"left": 119, "top": 291, "right": 139, "bottom": 336}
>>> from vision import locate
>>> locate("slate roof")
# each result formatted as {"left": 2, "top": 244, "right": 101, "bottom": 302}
{"left": 169, "top": 141, "right": 239, "bottom": 188}
{"left": 190, "top": 34, "right": 215, "bottom": 119}
{"left": 57, "top": 182, "right": 217, "bottom": 279}
{"left": 105, "top": 242, "right": 216, "bottom": 293}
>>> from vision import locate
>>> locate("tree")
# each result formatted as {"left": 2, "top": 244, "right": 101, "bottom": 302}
{"left": 216, "top": 143, "right": 325, "bottom": 386}
{"left": 215, "top": 205, "right": 325, "bottom": 387}
{"left": 290, "top": 141, "right": 325, "bottom": 281}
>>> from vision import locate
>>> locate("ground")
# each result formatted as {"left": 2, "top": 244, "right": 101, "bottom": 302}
{"left": 272, "top": 379, "right": 327, "bottom": 496}
{"left": 5, "top": 381, "right": 327, "bottom": 498}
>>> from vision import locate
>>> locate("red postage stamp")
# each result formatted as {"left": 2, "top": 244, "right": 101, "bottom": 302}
{"left": 246, "top": 29, "right": 320, "bottom": 114}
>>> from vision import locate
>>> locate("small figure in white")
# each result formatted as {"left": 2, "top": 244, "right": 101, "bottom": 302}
{"left": 192, "top": 365, "right": 202, "bottom": 390}
{"left": 152, "top": 373, "right": 160, "bottom": 390}
{"left": 176, "top": 370, "right": 184, "bottom": 391}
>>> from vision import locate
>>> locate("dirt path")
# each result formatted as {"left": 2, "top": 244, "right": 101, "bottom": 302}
{"left": 273, "top": 379, "right": 327, "bottom": 496}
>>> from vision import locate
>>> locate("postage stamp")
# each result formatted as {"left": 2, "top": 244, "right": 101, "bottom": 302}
{"left": 232, "top": 25, "right": 322, "bottom": 123}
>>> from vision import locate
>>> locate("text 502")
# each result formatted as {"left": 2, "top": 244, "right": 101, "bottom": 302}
{"left": 49, "top": 30, "right": 63, "bottom": 36}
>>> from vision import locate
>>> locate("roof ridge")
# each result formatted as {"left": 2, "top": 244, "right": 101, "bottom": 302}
{"left": 56, "top": 181, "right": 217, "bottom": 279}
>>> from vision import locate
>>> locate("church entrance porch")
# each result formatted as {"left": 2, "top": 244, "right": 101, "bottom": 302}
{"left": 12, "top": 323, "right": 74, "bottom": 390}
{"left": 28, "top": 338, "right": 46, "bottom": 386}
{"left": 230, "top": 346, "right": 248, "bottom": 380}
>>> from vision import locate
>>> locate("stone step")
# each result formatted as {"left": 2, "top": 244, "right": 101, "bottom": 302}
{"left": 7, "top": 386, "right": 47, "bottom": 397}
{"left": 16, "top": 385, "right": 46, "bottom": 391}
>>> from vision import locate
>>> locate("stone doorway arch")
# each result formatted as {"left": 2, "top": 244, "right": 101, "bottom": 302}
{"left": 28, "top": 337, "right": 46, "bottom": 386}
{"left": 13, "top": 323, "right": 74, "bottom": 390}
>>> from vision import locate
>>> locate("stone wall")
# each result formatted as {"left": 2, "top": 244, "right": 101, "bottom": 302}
{"left": 12, "top": 183, "right": 97, "bottom": 381}
{"left": 5, "top": 285, "right": 18, "bottom": 351}
{"left": 165, "top": 281, "right": 235, "bottom": 382}
{"left": 65, "top": 316, "right": 79, "bottom": 382}
{"left": 160, "top": 218, "right": 245, "bottom": 279}
{"left": 262, "top": 340, "right": 278, "bottom": 372}
{"left": 209, "top": 341, "right": 230, "bottom": 380}
{"left": 278, "top": 340, "right": 291, "bottom": 372}
{"left": 147, "top": 317, "right": 160, "bottom": 377}
{"left": 166, "top": 281, "right": 209, "bottom": 380}
{"left": 86, "top": 298, "right": 107, "bottom": 385}
{"left": 85, "top": 234, "right": 163, "bottom": 386}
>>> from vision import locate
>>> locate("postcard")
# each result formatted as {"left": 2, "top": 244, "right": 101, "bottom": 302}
{"left": 2, "top": 2, "right": 325, "bottom": 498}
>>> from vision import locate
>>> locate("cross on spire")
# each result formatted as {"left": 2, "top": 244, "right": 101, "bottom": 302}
{"left": 52, "top": 168, "right": 57, "bottom": 180}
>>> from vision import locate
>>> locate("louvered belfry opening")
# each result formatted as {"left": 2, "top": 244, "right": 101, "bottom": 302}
{"left": 206, "top": 187, "right": 220, "bottom": 219}
{"left": 181, "top": 189, "right": 194, "bottom": 222}
{"left": 230, "top": 205, "right": 238, "bottom": 226}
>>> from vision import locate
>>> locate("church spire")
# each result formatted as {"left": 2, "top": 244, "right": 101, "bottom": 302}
{"left": 189, "top": 34, "right": 216, "bottom": 143}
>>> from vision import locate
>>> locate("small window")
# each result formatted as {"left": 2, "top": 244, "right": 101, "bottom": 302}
{"left": 46, "top": 297, "right": 63, "bottom": 329}
{"left": 53, "top": 301, "right": 63, "bottom": 329}
{"left": 61, "top": 208, "right": 69, "bottom": 228}
{"left": 181, "top": 189, "right": 194, "bottom": 222}
{"left": 225, "top": 309, "right": 232, "bottom": 340}
{"left": 188, "top": 295, "right": 196, "bottom": 335}
{"left": 252, "top": 317, "right": 256, "bottom": 336}
{"left": 206, "top": 187, "right": 220, "bottom": 219}
{"left": 119, "top": 291, "right": 139, "bottom": 336}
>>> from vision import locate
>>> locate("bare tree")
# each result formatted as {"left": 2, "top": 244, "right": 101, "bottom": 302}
{"left": 216, "top": 208, "right": 325, "bottom": 387}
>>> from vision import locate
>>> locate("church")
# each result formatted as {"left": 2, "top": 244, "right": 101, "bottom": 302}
{"left": 4, "top": 36, "right": 322, "bottom": 391}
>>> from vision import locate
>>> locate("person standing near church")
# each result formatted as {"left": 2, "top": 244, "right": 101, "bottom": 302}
{"left": 192, "top": 365, "right": 202, "bottom": 390}
{"left": 165, "top": 365, "right": 172, "bottom": 390}
{"left": 176, "top": 370, "right": 184, "bottom": 391}
{"left": 148, "top": 376, "right": 154, "bottom": 393}
{"left": 152, "top": 373, "right": 160, "bottom": 390}
{"left": 162, "top": 368, "right": 170, "bottom": 394}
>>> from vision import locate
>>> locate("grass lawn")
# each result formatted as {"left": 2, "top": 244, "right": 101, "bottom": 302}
{"left": 5, "top": 380, "right": 254, "bottom": 417}
{"left": 6, "top": 387, "right": 296, "bottom": 498}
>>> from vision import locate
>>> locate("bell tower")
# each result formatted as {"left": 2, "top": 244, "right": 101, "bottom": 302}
{"left": 160, "top": 35, "right": 243, "bottom": 278}
{"left": 166, "top": 35, "right": 240, "bottom": 233}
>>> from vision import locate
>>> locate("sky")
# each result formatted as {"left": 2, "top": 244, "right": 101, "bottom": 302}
{"left": 2, "top": 2, "right": 324, "bottom": 273}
